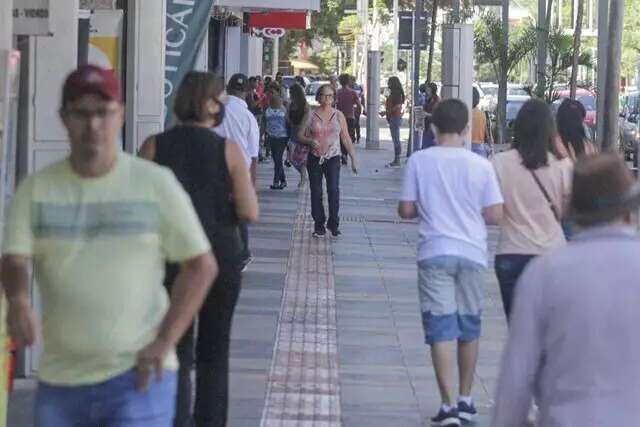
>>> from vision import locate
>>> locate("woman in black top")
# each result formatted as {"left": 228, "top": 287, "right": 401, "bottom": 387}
{"left": 139, "top": 71, "right": 259, "bottom": 427}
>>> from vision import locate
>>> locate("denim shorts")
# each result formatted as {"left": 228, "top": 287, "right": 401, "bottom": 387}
{"left": 35, "top": 368, "right": 177, "bottom": 427}
{"left": 418, "top": 256, "right": 485, "bottom": 344}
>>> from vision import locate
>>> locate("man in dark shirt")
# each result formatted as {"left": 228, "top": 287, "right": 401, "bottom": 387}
{"left": 336, "top": 74, "right": 361, "bottom": 163}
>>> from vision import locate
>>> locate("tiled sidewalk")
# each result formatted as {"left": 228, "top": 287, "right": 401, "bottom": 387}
{"left": 7, "top": 140, "right": 508, "bottom": 427}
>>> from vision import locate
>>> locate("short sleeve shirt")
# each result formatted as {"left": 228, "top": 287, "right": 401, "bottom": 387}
{"left": 400, "top": 146, "right": 503, "bottom": 266}
{"left": 213, "top": 95, "right": 260, "bottom": 166}
{"left": 336, "top": 87, "right": 359, "bottom": 118}
{"left": 2, "top": 153, "right": 211, "bottom": 385}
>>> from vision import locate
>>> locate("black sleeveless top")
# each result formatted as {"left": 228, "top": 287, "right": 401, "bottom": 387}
{"left": 154, "top": 125, "right": 242, "bottom": 264}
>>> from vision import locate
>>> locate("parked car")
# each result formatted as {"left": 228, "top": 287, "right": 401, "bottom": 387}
{"left": 619, "top": 91, "right": 640, "bottom": 159}
{"left": 492, "top": 95, "right": 530, "bottom": 143}
{"left": 305, "top": 80, "right": 329, "bottom": 106}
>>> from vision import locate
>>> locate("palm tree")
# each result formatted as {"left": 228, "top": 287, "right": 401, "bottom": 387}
{"left": 569, "top": 0, "right": 585, "bottom": 99}
{"left": 545, "top": 26, "right": 593, "bottom": 102}
{"left": 474, "top": 12, "right": 537, "bottom": 144}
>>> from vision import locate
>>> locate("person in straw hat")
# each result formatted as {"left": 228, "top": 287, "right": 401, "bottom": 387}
{"left": 492, "top": 152, "right": 640, "bottom": 426}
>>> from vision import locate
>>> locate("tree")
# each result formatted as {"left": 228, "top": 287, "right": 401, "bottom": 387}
{"left": 475, "top": 12, "right": 537, "bottom": 144}
{"left": 426, "top": 0, "right": 438, "bottom": 82}
{"left": 569, "top": 0, "right": 585, "bottom": 99}
{"left": 535, "top": 0, "right": 554, "bottom": 98}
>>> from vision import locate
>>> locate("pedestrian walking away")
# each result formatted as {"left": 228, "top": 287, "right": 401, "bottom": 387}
{"left": 288, "top": 83, "right": 310, "bottom": 187}
{"left": 139, "top": 71, "right": 259, "bottom": 427}
{"left": 422, "top": 82, "right": 440, "bottom": 150}
{"left": 265, "top": 90, "right": 289, "bottom": 190}
{"left": 384, "top": 76, "right": 405, "bottom": 167}
{"left": 398, "top": 99, "right": 504, "bottom": 427}
{"left": 336, "top": 73, "right": 361, "bottom": 164}
{"left": 470, "top": 87, "right": 493, "bottom": 158}
{"left": 492, "top": 99, "right": 573, "bottom": 320}
{"left": 213, "top": 73, "right": 260, "bottom": 272}
{"left": 1, "top": 65, "right": 218, "bottom": 427}
{"left": 493, "top": 153, "right": 640, "bottom": 426}
{"left": 555, "top": 98, "right": 597, "bottom": 162}
{"left": 298, "top": 83, "right": 359, "bottom": 238}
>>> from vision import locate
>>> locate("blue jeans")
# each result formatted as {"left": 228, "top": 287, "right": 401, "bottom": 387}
{"left": 35, "top": 369, "right": 177, "bottom": 427}
{"left": 387, "top": 116, "right": 402, "bottom": 158}
{"left": 471, "top": 143, "right": 488, "bottom": 158}
{"left": 494, "top": 254, "right": 536, "bottom": 321}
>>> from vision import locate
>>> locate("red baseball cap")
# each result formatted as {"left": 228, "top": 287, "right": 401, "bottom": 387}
{"left": 62, "top": 64, "right": 122, "bottom": 108}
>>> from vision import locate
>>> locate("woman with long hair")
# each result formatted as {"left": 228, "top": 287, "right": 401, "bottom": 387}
{"left": 492, "top": 99, "right": 572, "bottom": 320}
{"left": 139, "top": 71, "right": 259, "bottom": 427}
{"left": 422, "top": 82, "right": 440, "bottom": 149}
{"left": 297, "top": 84, "right": 359, "bottom": 237}
{"left": 288, "top": 83, "right": 310, "bottom": 187}
{"left": 556, "top": 98, "right": 597, "bottom": 161}
{"left": 265, "top": 90, "right": 289, "bottom": 189}
{"left": 385, "top": 76, "right": 405, "bottom": 167}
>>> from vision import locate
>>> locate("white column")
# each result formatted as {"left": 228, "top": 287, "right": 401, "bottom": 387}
{"left": 441, "top": 23, "right": 473, "bottom": 149}
{"left": 0, "top": 0, "right": 11, "bottom": 50}
{"left": 225, "top": 26, "right": 242, "bottom": 79}
{"left": 272, "top": 36, "right": 279, "bottom": 76}
{"left": 125, "top": 0, "right": 166, "bottom": 154}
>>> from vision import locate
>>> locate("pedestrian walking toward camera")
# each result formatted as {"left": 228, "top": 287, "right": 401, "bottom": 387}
{"left": 398, "top": 99, "right": 503, "bottom": 427}
{"left": 422, "top": 82, "right": 440, "bottom": 149}
{"left": 298, "top": 84, "right": 359, "bottom": 238}
{"left": 139, "top": 71, "right": 259, "bottom": 427}
{"left": 492, "top": 99, "right": 572, "bottom": 320}
{"left": 1, "top": 65, "right": 217, "bottom": 427}
{"left": 352, "top": 76, "right": 365, "bottom": 144}
{"left": 265, "top": 91, "right": 289, "bottom": 190}
{"left": 214, "top": 73, "right": 260, "bottom": 272}
{"left": 385, "top": 76, "right": 405, "bottom": 167}
{"left": 288, "top": 83, "right": 310, "bottom": 187}
{"left": 493, "top": 153, "right": 640, "bottom": 426}
{"left": 471, "top": 87, "right": 493, "bottom": 158}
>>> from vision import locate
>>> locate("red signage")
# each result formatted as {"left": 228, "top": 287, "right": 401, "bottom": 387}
{"left": 246, "top": 12, "right": 309, "bottom": 30}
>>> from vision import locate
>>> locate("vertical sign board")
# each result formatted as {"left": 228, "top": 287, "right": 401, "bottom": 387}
{"left": 164, "top": 0, "right": 215, "bottom": 128}
{"left": 88, "top": 10, "right": 124, "bottom": 73}
{"left": 12, "top": 0, "right": 51, "bottom": 36}
{"left": 398, "top": 11, "right": 427, "bottom": 50}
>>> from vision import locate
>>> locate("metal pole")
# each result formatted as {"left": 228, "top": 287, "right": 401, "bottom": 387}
{"left": 409, "top": 0, "right": 424, "bottom": 157}
{"left": 536, "top": 0, "right": 546, "bottom": 88}
{"left": 602, "top": 0, "right": 624, "bottom": 151}
{"left": 272, "top": 37, "right": 279, "bottom": 77}
{"left": 366, "top": 50, "right": 380, "bottom": 149}
{"left": 392, "top": 0, "right": 399, "bottom": 75}
{"left": 595, "top": 0, "right": 609, "bottom": 148}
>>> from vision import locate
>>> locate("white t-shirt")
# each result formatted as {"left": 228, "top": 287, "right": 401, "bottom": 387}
{"left": 400, "top": 146, "right": 504, "bottom": 266}
{"left": 213, "top": 95, "right": 260, "bottom": 166}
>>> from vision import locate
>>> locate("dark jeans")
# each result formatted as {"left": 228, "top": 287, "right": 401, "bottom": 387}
{"left": 170, "top": 265, "right": 242, "bottom": 427}
{"left": 307, "top": 154, "right": 340, "bottom": 231}
{"left": 268, "top": 136, "right": 288, "bottom": 185}
{"left": 388, "top": 116, "right": 402, "bottom": 158}
{"left": 239, "top": 223, "right": 250, "bottom": 260}
{"left": 494, "top": 254, "right": 536, "bottom": 321}
{"left": 354, "top": 113, "right": 361, "bottom": 140}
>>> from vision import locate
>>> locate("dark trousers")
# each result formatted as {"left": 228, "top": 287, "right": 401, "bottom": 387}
{"left": 494, "top": 254, "right": 536, "bottom": 321}
{"left": 268, "top": 136, "right": 288, "bottom": 185}
{"left": 167, "top": 264, "right": 242, "bottom": 427}
{"left": 239, "top": 223, "right": 250, "bottom": 260}
{"left": 307, "top": 154, "right": 340, "bottom": 231}
{"left": 354, "top": 113, "right": 361, "bottom": 140}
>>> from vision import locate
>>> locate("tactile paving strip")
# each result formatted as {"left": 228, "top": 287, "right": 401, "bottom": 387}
{"left": 260, "top": 188, "right": 341, "bottom": 427}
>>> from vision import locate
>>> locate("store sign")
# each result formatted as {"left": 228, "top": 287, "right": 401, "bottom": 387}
{"left": 13, "top": 0, "right": 51, "bottom": 36}
{"left": 164, "top": 0, "right": 215, "bottom": 128}
{"left": 246, "top": 12, "right": 309, "bottom": 30}
{"left": 88, "top": 10, "right": 124, "bottom": 73}
{"left": 261, "top": 28, "right": 285, "bottom": 39}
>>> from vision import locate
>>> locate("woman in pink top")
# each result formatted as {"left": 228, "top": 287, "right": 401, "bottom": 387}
{"left": 298, "top": 84, "right": 359, "bottom": 237}
{"left": 492, "top": 99, "right": 572, "bottom": 320}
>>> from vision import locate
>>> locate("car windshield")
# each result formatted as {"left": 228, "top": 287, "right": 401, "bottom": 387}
{"left": 306, "top": 82, "right": 323, "bottom": 96}
{"left": 482, "top": 87, "right": 498, "bottom": 97}
{"left": 577, "top": 95, "right": 596, "bottom": 110}
{"left": 506, "top": 101, "right": 526, "bottom": 121}
{"left": 508, "top": 87, "right": 528, "bottom": 96}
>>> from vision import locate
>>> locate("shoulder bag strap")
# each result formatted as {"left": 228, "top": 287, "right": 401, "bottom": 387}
{"left": 530, "top": 170, "right": 561, "bottom": 222}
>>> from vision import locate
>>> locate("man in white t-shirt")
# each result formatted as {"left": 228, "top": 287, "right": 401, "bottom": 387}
{"left": 213, "top": 73, "right": 260, "bottom": 270}
{"left": 398, "top": 99, "right": 504, "bottom": 427}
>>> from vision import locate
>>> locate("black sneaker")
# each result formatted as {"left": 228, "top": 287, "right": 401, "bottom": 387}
{"left": 431, "top": 407, "right": 461, "bottom": 426}
{"left": 312, "top": 226, "right": 326, "bottom": 238}
{"left": 329, "top": 228, "right": 341, "bottom": 237}
{"left": 457, "top": 401, "right": 477, "bottom": 423}
{"left": 284, "top": 160, "right": 292, "bottom": 168}
{"left": 240, "top": 256, "right": 253, "bottom": 273}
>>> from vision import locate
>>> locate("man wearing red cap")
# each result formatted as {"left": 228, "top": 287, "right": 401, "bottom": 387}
{"left": 1, "top": 65, "right": 217, "bottom": 426}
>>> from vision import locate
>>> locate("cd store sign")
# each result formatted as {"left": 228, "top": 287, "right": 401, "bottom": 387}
{"left": 13, "top": 0, "right": 51, "bottom": 36}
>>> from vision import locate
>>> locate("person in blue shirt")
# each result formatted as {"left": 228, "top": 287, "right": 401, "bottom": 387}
{"left": 265, "top": 90, "right": 289, "bottom": 189}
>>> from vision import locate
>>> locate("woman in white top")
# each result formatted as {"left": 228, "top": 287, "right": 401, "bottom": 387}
{"left": 492, "top": 99, "right": 573, "bottom": 320}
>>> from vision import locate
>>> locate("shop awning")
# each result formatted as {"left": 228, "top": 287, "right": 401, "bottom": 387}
{"left": 290, "top": 58, "right": 319, "bottom": 70}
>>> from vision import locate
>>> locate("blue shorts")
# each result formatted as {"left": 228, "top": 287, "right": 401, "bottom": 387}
{"left": 418, "top": 256, "right": 485, "bottom": 344}
{"left": 35, "top": 368, "right": 177, "bottom": 427}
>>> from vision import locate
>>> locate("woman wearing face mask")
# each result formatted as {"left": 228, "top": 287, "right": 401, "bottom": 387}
{"left": 139, "top": 71, "right": 259, "bottom": 427}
